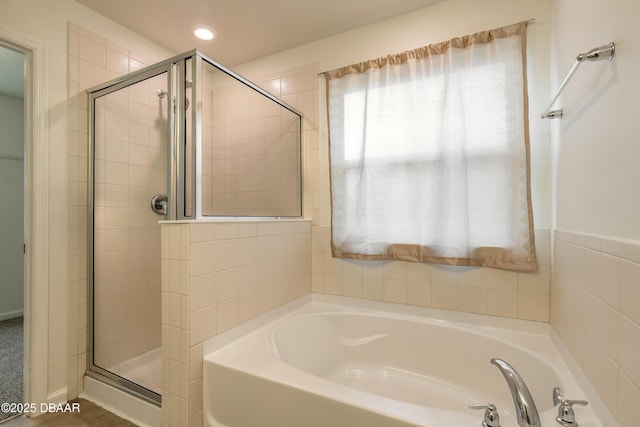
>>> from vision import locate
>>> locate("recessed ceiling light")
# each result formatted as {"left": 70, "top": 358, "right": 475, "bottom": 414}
{"left": 194, "top": 26, "right": 216, "bottom": 41}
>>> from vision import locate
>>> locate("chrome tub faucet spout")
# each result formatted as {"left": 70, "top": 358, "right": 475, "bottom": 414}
{"left": 491, "top": 358, "right": 541, "bottom": 427}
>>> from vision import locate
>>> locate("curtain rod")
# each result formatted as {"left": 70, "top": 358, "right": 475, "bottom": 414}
{"left": 317, "top": 19, "right": 537, "bottom": 77}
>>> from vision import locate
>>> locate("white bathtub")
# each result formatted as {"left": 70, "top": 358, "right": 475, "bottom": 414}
{"left": 203, "top": 295, "right": 616, "bottom": 427}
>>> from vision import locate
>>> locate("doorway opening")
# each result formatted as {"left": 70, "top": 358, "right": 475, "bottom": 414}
{"left": 0, "top": 44, "right": 25, "bottom": 423}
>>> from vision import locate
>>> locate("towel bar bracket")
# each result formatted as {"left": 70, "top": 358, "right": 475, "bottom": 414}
{"left": 542, "top": 109, "right": 563, "bottom": 119}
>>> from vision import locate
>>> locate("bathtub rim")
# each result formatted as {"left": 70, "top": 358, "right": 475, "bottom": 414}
{"left": 203, "top": 294, "right": 620, "bottom": 427}
{"left": 204, "top": 294, "right": 552, "bottom": 356}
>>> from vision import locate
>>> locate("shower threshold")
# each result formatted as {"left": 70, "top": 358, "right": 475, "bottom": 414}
{"left": 109, "top": 347, "right": 161, "bottom": 395}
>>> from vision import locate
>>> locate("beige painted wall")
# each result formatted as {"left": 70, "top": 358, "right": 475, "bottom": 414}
{"left": 551, "top": 0, "right": 640, "bottom": 240}
{"left": 0, "top": 94, "right": 24, "bottom": 320}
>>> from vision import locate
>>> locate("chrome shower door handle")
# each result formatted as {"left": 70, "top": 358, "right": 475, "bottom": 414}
{"left": 150, "top": 194, "right": 168, "bottom": 216}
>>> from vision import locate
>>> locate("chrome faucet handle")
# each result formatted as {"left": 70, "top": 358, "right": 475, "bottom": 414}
{"left": 553, "top": 387, "right": 564, "bottom": 406}
{"left": 555, "top": 396, "right": 588, "bottom": 427}
{"left": 469, "top": 403, "right": 501, "bottom": 427}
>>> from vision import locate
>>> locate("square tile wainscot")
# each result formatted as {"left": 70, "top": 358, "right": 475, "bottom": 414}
{"left": 551, "top": 229, "right": 640, "bottom": 427}
{"left": 160, "top": 219, "right": 312, "bottom": 427}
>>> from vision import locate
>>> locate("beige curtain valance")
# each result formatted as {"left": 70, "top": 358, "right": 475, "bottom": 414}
{"left": 323, "top": 21, "right": 529, "bottom": 81}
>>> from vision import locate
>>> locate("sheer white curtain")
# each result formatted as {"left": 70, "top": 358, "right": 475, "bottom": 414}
{"left": 324, "top": 22, "right": 537, "bottom": 271}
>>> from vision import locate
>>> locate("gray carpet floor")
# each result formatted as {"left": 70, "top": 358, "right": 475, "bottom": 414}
{"left": 0, "top": 317, "right": 23, "bottom": 422}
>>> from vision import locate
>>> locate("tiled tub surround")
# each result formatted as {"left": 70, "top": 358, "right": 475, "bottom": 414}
{"left": 160, "top": 219, "right": 312, "bottom": 427}
{"left": 551, "top": 229, "right": 640, "bottom": 427}
{"left": 312, "top": 226, "right": 552, "bottom": 322}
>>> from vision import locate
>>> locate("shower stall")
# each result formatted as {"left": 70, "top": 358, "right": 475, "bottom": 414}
{"left": 86, "top": 50, "right": 302, "bottom": 404}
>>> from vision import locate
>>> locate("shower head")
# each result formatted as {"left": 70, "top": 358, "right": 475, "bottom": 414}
{"left": 576, "top": 42, "right": 615, "bottom": 62}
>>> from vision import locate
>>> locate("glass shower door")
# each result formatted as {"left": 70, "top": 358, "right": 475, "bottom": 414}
{"left": 91, "top": 70, "right": 168, "bottom": 400}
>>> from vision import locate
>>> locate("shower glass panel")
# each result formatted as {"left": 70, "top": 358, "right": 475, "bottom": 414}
{"left": 87, "top": 50, "right": 301, "bottom": 405}
{"left": 198, "top": 59, "right": 302, "bottom": 217}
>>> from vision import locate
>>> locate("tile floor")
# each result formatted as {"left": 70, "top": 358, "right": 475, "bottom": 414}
{"left": 0, "top": 399, "right": 137, "bottom": 427}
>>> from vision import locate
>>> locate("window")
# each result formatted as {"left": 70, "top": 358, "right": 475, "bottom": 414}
{"left": 323, "top": 22, "right": 537, "bottom": 271}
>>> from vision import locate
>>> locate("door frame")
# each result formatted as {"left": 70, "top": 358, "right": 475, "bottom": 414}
{"left": 0, "top": 24, "right": 50, "bottom": 413}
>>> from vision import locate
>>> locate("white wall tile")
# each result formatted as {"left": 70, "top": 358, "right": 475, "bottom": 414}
{"left": 554, "top": 239, "right": 586, "bottom": 284}
{"left": 621, "top": 260, "right": 640, "bottom": 324}
{"left": 583, "top": 336, "right": 619, "bottom": 415}
{"left": 406, "top": 262, "right": 430, "bottom": 283}
{"left": 342, "top": 260, "right": 363, "bottom": 277}
{"left": 407, "top": 282, "right": 431, "bottom": 307}
{"left": 517, "top": 291, "right": 549, "bottom": 322}
{"left": 383, "top": 262, "right": 407, "bottom": 280}
{"left": 383, "top": 279, "right": 407, "bottom": 304}
{"left": 215, "top": 239, "right": 238, "bottom": 271}
{"left": 584, "top": 291, "right": 620, "bottom": 362}
{"left": 189, "top": 305, "right": 216, "bottom": 346}
{"left": 342, "top": 275, "right": 363, "bottom": 298}
{"left": 432, "top": 265, "right": 458, "bottom": 285}
{"left": 458, "top": 286, "right": 486, "bottom": 314}
{"left": 238, "top": 292, "right": 257, "bottom": 324}
{"left": 618, "top": 372, "right": 640, "bottom": 427}
{"left": 458, "top": 267, "right": 485, "bottom": 287}
{"left": 215, "top": 269, "right": 239, "bottom": 302}
{"left": 362, "top": 277, "right": 383, "bottom": 301}
{"left": 585, "top": 250, "right": 621, "bottom": 309}
{"left": 237, "top": 264, "right": 257, "bottom": 295}
{"left": 621, "top": 240, "right": 640, "bottom": 264}
{"left": 619, "top": 317, "right": 640, "bottom": 389}
{"left": 431, "top": 284, "right": 457, "bottom": 310}
{"left": 189, "top": 241, "right": 215, "bottom": 277}
{"left": 486, "top": 268, "right": 518, "bottom": 290}
{"left": 487, "top": 289, "right": 518, "bottom": 318}
{"left": 362, "top": 260, "right": 384, "bottom": 278}
{"left": 518, "top": 266, "right": 550, "bottom": 293}
{"left": 552, "top": 228, "right": 640, "bottom": 425}
{"left": 189, "top": 274, "right": 216, "bottom": 312}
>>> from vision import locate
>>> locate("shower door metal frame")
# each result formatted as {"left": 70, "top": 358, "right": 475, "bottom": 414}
{"left": 86, "top": 49, "right": 303, "bottom": 405}
{"left": 86, "top": 58, "right": 178, "bottom": 404}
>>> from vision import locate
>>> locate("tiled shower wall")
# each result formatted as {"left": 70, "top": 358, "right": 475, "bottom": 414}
{"left": 201, "top": 73, "right": 303, "bottom": 217}
{"left": 160, "top": 220, "right": 311, "bottom": 427}
{"left": 551, "top": 229, "right": 640, "bottom": 427}
{"left": 67, "top": 23, "right": 159, "bottom": 399}
{"left": 241, "top": 65, "right": 321, "bottom": 223}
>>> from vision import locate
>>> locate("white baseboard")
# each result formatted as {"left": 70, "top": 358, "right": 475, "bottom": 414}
{"left": 82, "top": 376, "right": 161, "bottom": 427}
{"left": 0, "top": 309, "right": 24, "bottom": 321}
{"left": 47, "top": 387, "right": 68, "bottom": 405}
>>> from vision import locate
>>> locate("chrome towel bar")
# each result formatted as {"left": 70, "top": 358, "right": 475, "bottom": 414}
{"left": 541, "top": 42, "right": 615, "bottom": 119}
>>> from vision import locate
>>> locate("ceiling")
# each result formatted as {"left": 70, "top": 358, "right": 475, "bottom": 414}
{"left": 75, "top": 0, "right": 444, "bottom": 66}
{"left": 0, "top": 46, "right": 25, "bottom": 99}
